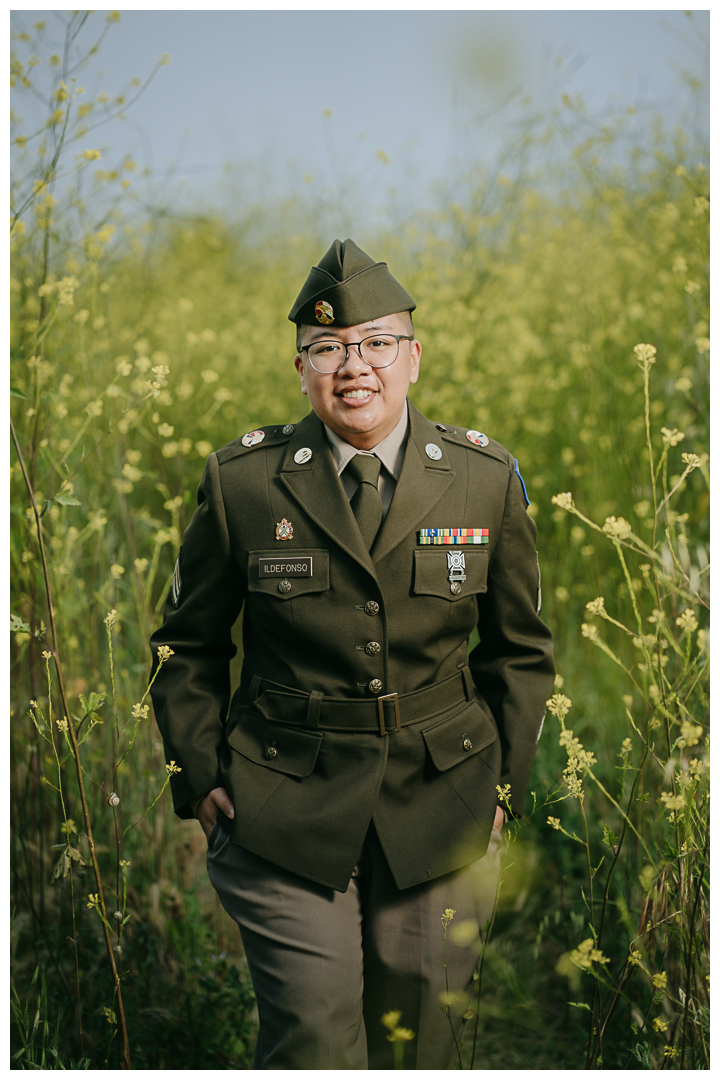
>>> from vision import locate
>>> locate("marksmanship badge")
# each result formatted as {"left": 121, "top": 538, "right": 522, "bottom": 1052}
{"left": 447, "top": 551, "right": 466, "bottom": 595}
{"left": 276, "top": 518, "right": 293, "bottom": 541}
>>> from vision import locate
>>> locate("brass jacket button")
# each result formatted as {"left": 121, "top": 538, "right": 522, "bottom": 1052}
{"left": 365, "top": 641, "right": 381, "bottom": 656}
{"left": 278, "top": 579, "right": 292, "bottom": 593}
{"left": 364, "top": 601, "right": 379, "bottom": 616}
{"left": 369, "top": 679, "right": 383, "bottom": 695}
{"left": 463, "top": 738, "right": 473, "bottom": 751}
{"left": 266, "top": 746, "right": 277, "bottom": 759}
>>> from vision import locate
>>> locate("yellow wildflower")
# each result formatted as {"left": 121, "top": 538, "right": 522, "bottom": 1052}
{"left": 633, "top": 343, "right": 657, "bottom": 365}
{"left": 676, "top": 608, "right": 698, "bottom": 633}
{"left": 570, "top": 939, "right": 610, "bottom": 969}
{"left": 551, "top": 491, "right": 573, "bottom": 510}
{"left": 546, "top": 693, "right": 572, "bottom": 719}
{"left": 602, "top": 516, "right": 632, "bottom": 540}
{"left": 660, "top": 426, "right": 684, "bottom": 446}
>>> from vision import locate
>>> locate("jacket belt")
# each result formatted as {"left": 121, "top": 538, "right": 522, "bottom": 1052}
{"left": 239, "top": 667, "right": 475, "bottom": 736}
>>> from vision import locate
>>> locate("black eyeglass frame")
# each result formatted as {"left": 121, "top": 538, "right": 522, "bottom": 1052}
{"left": 300, "top": 333, "right": 414, "bottom": 374}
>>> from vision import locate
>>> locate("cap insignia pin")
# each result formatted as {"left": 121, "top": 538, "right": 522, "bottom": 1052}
{"left": 276, "top": 518, "right": 293, "bottom": 541}
{"left": 315, "top": 300, "right": 334, "bottom": 325}
{"left": 242, "top": 429, "right": 265, "bottom": 447}
{"left": 466, "top": 430, "right": 489, "bottom": 447}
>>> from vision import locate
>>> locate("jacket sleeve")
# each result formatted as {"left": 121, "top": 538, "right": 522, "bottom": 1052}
{"left": 469, "top": 465, "right": 554, "bottom": 817}
{"left": 149, "top": 452, "right": 246, "bottom": 817}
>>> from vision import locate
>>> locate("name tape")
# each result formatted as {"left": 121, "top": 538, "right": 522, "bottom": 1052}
{"left": 259, "top": 557, "right": 313, "bottom": 577}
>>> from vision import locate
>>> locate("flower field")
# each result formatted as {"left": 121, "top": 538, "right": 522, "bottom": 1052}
{"left": 10, "top": 14, "right": 708, "bottom": 1070}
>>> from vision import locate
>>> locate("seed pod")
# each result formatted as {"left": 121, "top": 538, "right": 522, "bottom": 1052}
{"left": 108, "top": 792, "right": 120, "bottom": 807}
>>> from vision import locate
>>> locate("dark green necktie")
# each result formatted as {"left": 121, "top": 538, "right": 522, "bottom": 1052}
{"left": 348, "top": 453, "right": 383, "bottom": 551}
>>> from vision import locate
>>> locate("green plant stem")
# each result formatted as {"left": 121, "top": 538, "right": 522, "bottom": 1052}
{"left": 10, "top": 417, "right": 132, "bottom": 1070}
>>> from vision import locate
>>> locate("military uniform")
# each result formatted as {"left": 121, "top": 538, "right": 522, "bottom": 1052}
{"left": 150, "top": 240, "right": 554, "bottom": 1069}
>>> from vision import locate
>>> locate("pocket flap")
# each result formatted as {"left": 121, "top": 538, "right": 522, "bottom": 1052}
{"left": 247, "top": 549, "right": 329, "bottom": 600}
{"left": 227, "top": 711, "right": 323, "bottom": 777}
{"left": 422, "top": 699, "right": 497, "bottom": 772}
{"left": 413, "top": 548, "right": 488, "bottom": 601}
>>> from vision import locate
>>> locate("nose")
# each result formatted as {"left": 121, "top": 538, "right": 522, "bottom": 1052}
{"left": 338, "top": 342, "right": 370, "bottom": 376}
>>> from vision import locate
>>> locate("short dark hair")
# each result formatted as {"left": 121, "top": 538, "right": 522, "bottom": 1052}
{"left": 296, "top": 310, "right": 414, "bottom": 352}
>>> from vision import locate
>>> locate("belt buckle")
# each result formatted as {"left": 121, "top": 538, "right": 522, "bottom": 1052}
{"left": 377, "top": 692, "right": 401, "bottom": 736}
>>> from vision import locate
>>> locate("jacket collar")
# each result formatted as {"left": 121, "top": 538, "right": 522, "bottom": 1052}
{"left": 371, "top": 400, "right": 455, "bottom": 565}
{"left": 279, "top": 401, "right": 455, "bottom": 574}
{"left": 280, "top": 411, "right": 377, "bottom": 578}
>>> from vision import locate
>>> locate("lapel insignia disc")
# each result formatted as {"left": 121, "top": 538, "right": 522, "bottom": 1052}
{"left": 315, "top": 300, "right": 334, "bottom": 324}
{"left": 294, "top": 447, "right": 313, "bottom": 464}
{"left": 466, "top": 430, "right": 489, "bottom": 447}
{"left": 276, "top": 518, "right": 293, "bottom": 541}
{"left": 418, "top": 528, "right": 489, "bottom": 545}
{"left": 242, "top": 429, "right": 265, "bottom": 447}
{"left": 282, "top": 424, "right": 295, "bottom": 435}
{"left": 425, "top": 442, "right": 443, "bottom": 460}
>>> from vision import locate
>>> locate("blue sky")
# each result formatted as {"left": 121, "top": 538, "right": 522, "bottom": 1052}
{"left": 12, "top": 9, "right": 710, "bottom": 229}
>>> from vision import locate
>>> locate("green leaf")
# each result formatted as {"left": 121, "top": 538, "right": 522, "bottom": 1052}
{"left": 10, "top": 613, "right": 32, "bottom": 634}
{"left": 10, "top": 382, "right": 27, "bottom": 399}
{"left": 78, "top": 690, "right": 106, "bottom": 714}
{"left": 567, "top": 1001, "right": 592, "bottom": 1012}
{"left": 602, "top": 825, "right": 618, "bottom": 847}
{"left": 54, "top": 491, "right": 81, "bottom": 506}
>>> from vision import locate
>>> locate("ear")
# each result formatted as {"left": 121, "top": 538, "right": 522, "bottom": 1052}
{"left": 408, "top": 339, "right": 421, "bottom": 385}
{"left": 294, "top": 353, "right": 308, "bottom": 395}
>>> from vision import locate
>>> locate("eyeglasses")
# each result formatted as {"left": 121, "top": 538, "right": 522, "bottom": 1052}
{"left": 300, "top": 333, "right": 414, "bottom": 374}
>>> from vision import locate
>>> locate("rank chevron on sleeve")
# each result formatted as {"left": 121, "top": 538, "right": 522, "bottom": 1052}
{"left": 418, "top": 528, "right": 489, "bottom": 545}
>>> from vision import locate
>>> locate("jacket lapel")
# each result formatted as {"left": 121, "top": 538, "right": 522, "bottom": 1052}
{"left": 372, "top": 400, "right": 455, "bottom": 565}
{"left": 280, "top": 411, "right": 377, "bottom": 579}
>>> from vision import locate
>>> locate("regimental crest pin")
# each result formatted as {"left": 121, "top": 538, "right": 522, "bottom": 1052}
{"left": 276, "top": 518, "right": 293, "bottom": 541}
{"left": 315, "top": 300, "right": 334, "bottom": 324}
{"left": 242, "top": 429, "right": 265, "bottom": 447}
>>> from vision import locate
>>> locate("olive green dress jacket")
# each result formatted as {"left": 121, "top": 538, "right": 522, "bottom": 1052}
{"left": 150, "top": 401, "right": 554, "bottom": 891}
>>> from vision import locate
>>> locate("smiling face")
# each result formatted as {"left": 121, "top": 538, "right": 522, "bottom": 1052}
{"left": 294, "top": 312, "right": 422, "bottom": 450}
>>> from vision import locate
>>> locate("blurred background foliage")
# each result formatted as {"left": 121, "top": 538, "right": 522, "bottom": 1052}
{"left": 11, "top": 11, "right": 708, "bottom": 1070}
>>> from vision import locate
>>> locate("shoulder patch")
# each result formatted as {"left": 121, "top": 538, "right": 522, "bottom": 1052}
{"left": 215, "top": 425, "right": 293, "bottom": 466}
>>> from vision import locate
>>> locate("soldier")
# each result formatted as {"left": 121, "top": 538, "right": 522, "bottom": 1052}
{"left": 150, "top": 239, "right": 554, "bottom": 1069}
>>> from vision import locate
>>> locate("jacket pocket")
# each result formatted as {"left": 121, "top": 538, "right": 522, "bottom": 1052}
{"left": 413, "top": 548, "right": 488, "bottom": 602}
{"left": 247, "top": 548, "right": 330, "bottom": 601}
{"left": 422, "top": 698, "right": 497, "bottom": 771}
{"left": 227, "top": 710, "right": 323, "bottom": 778}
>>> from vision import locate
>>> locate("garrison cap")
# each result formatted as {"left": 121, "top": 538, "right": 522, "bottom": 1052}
{"left": 288, "top": 238, "right": 416, "bottom": 328}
